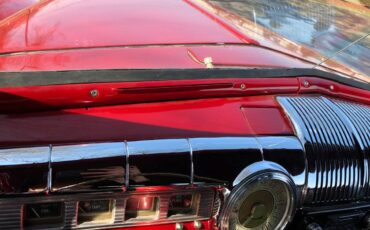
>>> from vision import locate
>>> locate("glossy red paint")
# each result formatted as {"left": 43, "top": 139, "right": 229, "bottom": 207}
{"left": 0, "top": 76, "right": 368, "bottom": 114}
{"left": 0, "top": 0, "right": 39, "bottom": 21}
{"left": 298, "top": 77, "right": 370, "bottom": 104}
{"left": 241, "top": 107, "right": 293, "bottom": 135}
{"left": 108, "top": 219, "right": 215, "bottom": 230}
{"left": 0, "top": 95, "right": 294, "bottom": 147}
{"left": 0, "top": 0, "right": 245, "bottom": 54}
{"left": 188, "top": 46, "right": 312, "bottom": 68}
{"left": 0, "top": 45, "right": 313, "bottom": 71}
{"left": 183, "top": 0, "right": 259, "bottom": 45}
{"left": 0, "top": 47, "right": 203, "bottom": 71}
{"left": 0, "top": 78, "right": 299, "bottom": 113}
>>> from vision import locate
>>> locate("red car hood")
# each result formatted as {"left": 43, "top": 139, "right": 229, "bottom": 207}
{"left": 0, "top": 0, "right": 245, "bottom": 54}
{"left": 0, "top": 0, "right": 368, "bottom": 83}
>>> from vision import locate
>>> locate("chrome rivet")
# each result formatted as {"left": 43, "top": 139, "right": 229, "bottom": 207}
{"left": 329, "top": 85, "right": 334, "bottom": 91}
{"left": 303, "top": 81, "right": 310, "bottom": 87}
{"left": 90, "top": 89, "right": 99, "bottom": 97}
{"left": 240, "top": 83, "right": 246, "bottom": 90}
{"left": 194, "top": 220, "right": 202, "bottom": 229}
{"left": 175, "top": 223, "right": 184, "bottom": 230}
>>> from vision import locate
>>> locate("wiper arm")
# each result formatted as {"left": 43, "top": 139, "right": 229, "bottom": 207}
{"left": 314, "top": 32, "right": 370, "bottom": 69}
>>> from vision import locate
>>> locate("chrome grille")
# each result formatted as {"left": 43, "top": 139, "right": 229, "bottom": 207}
{"left": 278, "top": 96, "right": 370, "bottom": 204}
{"left": 332, "top": 99, "right": 370, "bottom": 198}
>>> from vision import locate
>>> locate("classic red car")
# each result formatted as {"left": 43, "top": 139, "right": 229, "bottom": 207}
{"left": 0, "top": 0, "right": 369, "bottom": 229}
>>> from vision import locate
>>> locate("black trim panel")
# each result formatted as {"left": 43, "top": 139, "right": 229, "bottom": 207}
{"left": 0, "top": 68, "right": 368, "bottom": 90}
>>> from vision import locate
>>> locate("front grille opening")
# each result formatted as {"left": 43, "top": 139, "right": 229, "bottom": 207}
{"left": 23, "top": 202, "right": 64, "bottom": 227}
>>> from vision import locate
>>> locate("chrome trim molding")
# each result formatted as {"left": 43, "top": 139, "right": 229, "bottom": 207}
{"left": 0, "top": 136, "right": 303, "bottom": 195}
{"left": 51, "top": 142, "right": 126, "bottom": 162}
{"left": 124, "top": 141, "right": 130, "bottom": 188}
{"left": 0, "top": 146, "right": 50, "bottom": 166}
{"left": 232, "top": 161, "right": 289, "bottom": 187}
{"left": 278, "top": 96, "right": 370, "bottom": 204}
{"left": 187, "top": 139, "right": 195, "bottom": 185}
{"left": 189, "top": 137, "right": 259, "bottom": 152}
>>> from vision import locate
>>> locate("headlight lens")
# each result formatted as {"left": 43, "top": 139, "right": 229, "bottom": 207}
{"left": 220, "top": 171, "right": 296, "bottom": 230}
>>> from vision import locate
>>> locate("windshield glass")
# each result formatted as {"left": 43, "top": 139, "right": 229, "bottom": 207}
{"left": 209, "top": 0, "right": 369, "bottom": 78}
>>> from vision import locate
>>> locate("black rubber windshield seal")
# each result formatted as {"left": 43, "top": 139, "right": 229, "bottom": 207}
{"left": 0, "top": 68, "right": 368, "bottom": 90}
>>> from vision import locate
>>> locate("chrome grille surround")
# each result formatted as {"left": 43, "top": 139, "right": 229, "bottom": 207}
{"left": 0, "top": 187, "right": 215, "bottom": 230}
{"left": 278, "top": 96, "right": 370, "bottom": 204}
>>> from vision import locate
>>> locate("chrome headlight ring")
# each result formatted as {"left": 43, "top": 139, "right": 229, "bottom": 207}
{"left": 219, "top": 170, "right": 297, "bottom": 230}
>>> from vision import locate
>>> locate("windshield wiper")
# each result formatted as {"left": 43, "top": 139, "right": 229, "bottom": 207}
{"left": 314, "top": 32, "right": 370, "bottom": 70}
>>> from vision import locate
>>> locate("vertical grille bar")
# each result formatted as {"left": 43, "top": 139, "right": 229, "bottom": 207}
{"left": 332, "top": 99, "right": 370, "bottom": 198}
{"left": 278, "top": 96, "right": 369, "bottom": 203}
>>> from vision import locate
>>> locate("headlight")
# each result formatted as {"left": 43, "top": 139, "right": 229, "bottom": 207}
{"left": 220, "top": 171, "right": 296, "bottom": 230}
